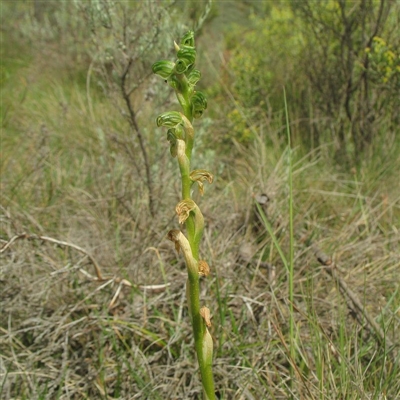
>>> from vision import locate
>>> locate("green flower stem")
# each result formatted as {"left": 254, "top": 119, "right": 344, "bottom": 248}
{"left": 191, "top": 296, "right": 215, "bottom": 400}
{"left": 175, "top": 73, "right": 192, "bottom": 121}
{"left": 174, "top": 75, "right": 198, "bottom": 258}
{"left": 179, "top": 110, "right": 214, "bottom": 396}
{"left": 182, "top": 115, "right": 195, "bottom": 162}
{"left": 177, "top": 140, "right": 191, "bottom": 200}
{"left": 188, "top": 268, "right": 214, "bottom": 400}
{"left": 177, "top": 142, "right": 198, "bottom": 258}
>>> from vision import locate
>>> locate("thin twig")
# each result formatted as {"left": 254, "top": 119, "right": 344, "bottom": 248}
{"left": 120, "top": 57, "right": 155, "bottom": 217}
{"left": 0, "top": 233, "right": 25, "bottom": 254}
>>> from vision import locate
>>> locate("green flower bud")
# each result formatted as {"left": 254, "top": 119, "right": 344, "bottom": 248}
{"left": 167, "top": 129, "right": 177, "bottom": 141}
{"left": 156, "top": 111, "right": 182, "bottom": 127}
{"left": 180, "top": 31, "right": 195, "bottom": 48}
{"left": 175, "top": 60, "right": 188, "bottom": 74}
{"left": 175, "top": 46, "right": 196, "bottom": 74}
{"left": 191, "top": 91, "right": 207, "bottom": 119}
{"left": 187, "top": 69, "right": 201, "bottom": 86}
{"left": 152, "top": 60, "right": 175, "bottom": 79}
{"left": 178, "top": 46, "right": 196, "bottom": 64}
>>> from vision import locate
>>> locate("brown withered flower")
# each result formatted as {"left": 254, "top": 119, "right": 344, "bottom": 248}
{"left": 190, "top": 169, "right": 213, "bottom": 196}
{"left": 200, "top": 306, "right": 212, "bottom": 328}
{"left": 175, "top": 199, "right": 196, "bottom": 224}
{"left": 198, "top": 260, "right": 210, "bottom": 277}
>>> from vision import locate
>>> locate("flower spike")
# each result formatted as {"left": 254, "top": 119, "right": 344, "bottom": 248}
{"left": 153, "top": 31, "right": 216, "bottom": 399}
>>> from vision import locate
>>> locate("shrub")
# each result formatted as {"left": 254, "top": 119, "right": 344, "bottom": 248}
{"left": 227, "top": 0, "right": 400, "bottom": 161}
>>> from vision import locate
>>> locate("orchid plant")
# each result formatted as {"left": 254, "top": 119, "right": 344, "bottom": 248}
{"left": 152, "top": 31, "right": 216, "bottom": 399}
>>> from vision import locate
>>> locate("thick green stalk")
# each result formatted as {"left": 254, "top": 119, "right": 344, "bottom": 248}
{"left": 188, "top": 270, "right": 215, "bottom": 400}
{"left": 175, "top": 73, "right": 193, "bottom": 122}
{"left": 166, "top": 229, "right": 215, "bottom": 399}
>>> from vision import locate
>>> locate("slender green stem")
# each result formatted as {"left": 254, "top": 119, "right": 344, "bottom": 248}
{"left": 284, "top": 88, "right": 295, "bottom": 394}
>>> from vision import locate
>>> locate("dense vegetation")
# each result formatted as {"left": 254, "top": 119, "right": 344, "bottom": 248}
{"left": 1, "top": 1, "right": 399, "bottom": 399}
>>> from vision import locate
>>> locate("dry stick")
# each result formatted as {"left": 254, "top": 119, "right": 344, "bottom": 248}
{"left": 120, "top": 58, "right": 155, "bottom": 217}
{"left": 312, "top": 245, "right": 395, "bottom": 350}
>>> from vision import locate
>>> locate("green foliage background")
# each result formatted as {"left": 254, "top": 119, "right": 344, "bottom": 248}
{"left": 226, "top": 0, "right": 400, "bottom": 159}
